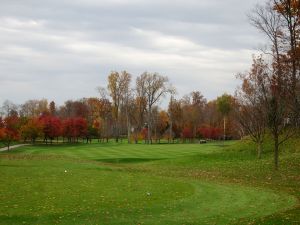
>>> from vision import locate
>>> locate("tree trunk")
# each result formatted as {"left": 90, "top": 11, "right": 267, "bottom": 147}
{"left": 257, "top": 142, "right": 262, "bottom": 159}
{"left": 223, "top": 116, "right": 226, "bottom": 146}
{"left": 169, "top": 120, "right": 173, "bottom": 144}
{"left": 134, "top": 131, "right": 138, "bottom": 144}
{"left": 115, "top": 123, "right": 119, "bottom": 143}
{"left": 127, "top": 122, "right": 131, "bottom": 144}
{"left": 147, "top": 106, "right": 151, "bottom": 144}
{"left": 274, "top": 135, "right": 279, "bottom": 170}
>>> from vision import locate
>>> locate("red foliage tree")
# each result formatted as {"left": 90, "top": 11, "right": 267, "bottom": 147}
{"left": 211, "top": 127, "right": 221, "bottom": 140}
{"left": 1, "top": 115, "right": 20, "bottom": 150}
{"left": 40, "top": 115, "right": 61, "bottom": 144}
{"left": 0, "top": 117, "right": 4, "bottom": 137}
{"left": 75, "top": 117, "right": 88, "bottom": 139}
{"left": 62, "top": 118, "right": 73, "bottom": 142}
{"left": 198, "top": 126, "right": 221, "bottom": 140}
{"left": 181, "top": 126, "right": 193, "bottom": 142}
{"left": 62, "top": 117, "right": 87, "bottom": 142}
{"left": 0, "top": 128, "right": 4, "bottom": 140}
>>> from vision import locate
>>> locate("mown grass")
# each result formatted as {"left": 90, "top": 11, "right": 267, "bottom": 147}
{"left": 0, "top": 140, "right": 299, "bottom": 224}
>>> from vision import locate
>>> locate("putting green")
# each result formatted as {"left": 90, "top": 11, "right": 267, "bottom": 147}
{"left": 0, "top": 155, "right": 297, "bottom": 225}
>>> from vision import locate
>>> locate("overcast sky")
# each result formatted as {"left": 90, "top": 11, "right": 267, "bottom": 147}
{"left": 0, "top": 0, "right": 265, "bottom": 107}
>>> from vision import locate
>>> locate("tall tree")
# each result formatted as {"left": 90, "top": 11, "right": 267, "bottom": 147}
{"left": 136, "top": 72, "right": 174, "bottom": 144}
{"left": 37, "top": 99, "right": 49, "bottom": 116}
{"left": 20, "top": 99, "right": 49, "bottom": 117}
{"left": 20, "top": 100, "right": 39, "bottom": 117}
{"left": 155, "top": 110, "right": 169, "bottom": 143}
{"left": 168, "top": 98, "right": 183, "bottom": 140}
{"left": 249, "top": 0, "right": 298, "bottom": 169}
{"left": 273, "top": 0, "right": 300, "bottom": 107}
{"left": 181, "top": 91, "right": 207, "bottom": 141}
{"left": 1, "top": 100, "right": 18, "bottom": 117}
{"left": 135, "top": 77, "right": 148, "bottom": 135}
{"left": 49, "top": 101, "right": 56, "bottom": 116}
{"left": 216, "top": 94, "right": 232, "bottom": 143}
{"left": 235, "top": 56, "right": 268, "bottom": 158}
{"left": 107, "top": 71, "right": 131, "bottom": 142}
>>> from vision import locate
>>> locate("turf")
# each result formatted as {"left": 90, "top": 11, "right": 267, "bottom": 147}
{"left": 0, "top": 141, "right": 299, "bottom": 224}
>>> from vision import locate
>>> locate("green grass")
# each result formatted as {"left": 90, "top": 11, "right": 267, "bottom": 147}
{"left": 0, "top": 140, "right": 299, "bottom": 224}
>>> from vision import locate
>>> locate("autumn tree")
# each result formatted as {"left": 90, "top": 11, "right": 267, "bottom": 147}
{"left": 203, "top": 100, "right": 221, "bottom": 128}
{"left": 1, "top": 115, "right": 20, "bottom": 150}
{"left": 62, "top": 117, "right": 88, "bottom": 143}
{"left": 85, "top": 98, "right": 100, "bottom": 123}
{"left": 136, "top": 72, "right": 174, "bottom": 144}
{"left": 107, "top": 71, "right": 132, "bottom": 142}
{"left": 20, "top": 117, "right": 43, "bottom": 143}
{"left": 58, "top": 100, "right": 89, "bottom": 119}
{"left": 20, "top": 99, "right": 49, "bottom": 117}
{"left": 167, "top": 96, "right": 174, "bottom": 142}
{"left": 181, "top": 91, "right": 207, "bottom": 141}
{"left": 98, "top": 98, "right": 112, "bottom": 142}
{"left": 168, "top": 98, "right": 183, "bottom": 140}
{"left": 40, "top": 115, "right": 61, "bottom": 144}
{"left": 20, "top": 100, "right": 39, "bottom": 117}
{"left": 273, "top": 0, "right": 300, "bottom": 109}
{"left": 216, "top": 94, "right": 233, "bottom": 142}
{"left": 62, "top": 119, "right": 73, "bottom": 142}
{"left": 119, "top": 88, "right": 134, "bottom": 143}
{"left": 150, "top": 107, "right": 169, "bottom": 143}
{"left": 235, "top": 56, "right": 268, "bottom": 158}
{"left": 91, "top": 119, "right": 101, "bottom": 141}
{"left": 0, "top": 117, "right": 4, "bottom": 140}
{"left": 248, "top": 0, "right": 299, "bottom": 169}
{"left": 133, "top": 76, "right": 148, "bottom": 142}
{"left": 156, "top": 110, "right": 169, "bottom": 143}
{"left": 197, "top": 126, "right": 221, "bottom": 140}
{"left": 49, "top": 101, "right": 56, "bottom": 116}
{"left": 74, "top": 117, "right": 88, "bottom": 142}
{"left": 181, "top": 127, "right": 193, "bottom": 143}
{"left": 1, "top": 100, "right": 18, "bottom": 117}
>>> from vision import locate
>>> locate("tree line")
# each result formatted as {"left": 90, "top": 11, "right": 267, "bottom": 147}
{"left": 0, "top": 72, "right": 238, "bottom": 150}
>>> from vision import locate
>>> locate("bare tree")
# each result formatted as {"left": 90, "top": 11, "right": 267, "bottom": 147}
{"left": 136, "top": 72, "right": 174, "bottom": 144}
{"left": 235, "top": 56, "right": 268, "bottom": 158}
{"left": 1, "top": 100, "right": 18, "bottom": 117}
{"left": 97, "top": 86, "right": 109, "bottom": 99}
{"left": 273, "top": 0, "right": 300, "bottom": 118}
{"left": 135, "top": 75, "right": 147, "bottom": 132}
{"left": 249, "top": 1, "right": 297, "bottom": 169}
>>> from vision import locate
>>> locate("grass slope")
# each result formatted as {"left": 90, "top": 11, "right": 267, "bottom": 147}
{"left": 0, "top": 141, "right": 299, "bottom": 224}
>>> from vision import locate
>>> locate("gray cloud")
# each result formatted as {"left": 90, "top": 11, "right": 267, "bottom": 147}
{"left": 0, "top": 0, "right": 264, "bottom": 107}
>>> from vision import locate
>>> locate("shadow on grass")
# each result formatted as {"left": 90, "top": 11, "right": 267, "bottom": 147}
{"left": 0, "top": 164, "right": 37, "bottom": 168}
{"left": 96, "top": 157, "right": 166, "bottom": 164}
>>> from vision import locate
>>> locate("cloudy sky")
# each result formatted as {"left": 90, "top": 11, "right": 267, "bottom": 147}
{"left": 0, "top": 0, "right": 265, "bottom": 107}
